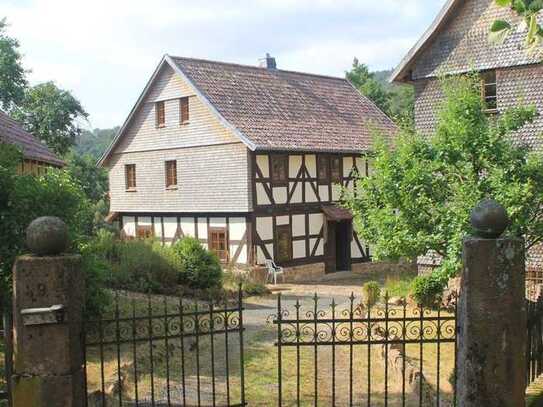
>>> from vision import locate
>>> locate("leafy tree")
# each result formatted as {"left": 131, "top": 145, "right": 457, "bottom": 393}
{"left": 490, "top": 0, "right": 543, "bottom": 53}
{"left": 13, "top": 81, "right": 88, "bottom": 156}
{"left": 344, "top": 74, "right": 543, "bottom": 302}
{"left": 346, "top": 58, "right": 391, "bottom": 115}
{"left": 74, "top": 127, "right": 119, "bottom": 160}
{"left": 0, "top": 144, "right": 93, "bottom": 296}
{"left": 65, "top": 152, "right": 111, "bottom": 233}
{"left": 348, "top": 62, "right": 415, "bottom": 128}
{"left": 0, "top": 18, "right": 27, "bottom": 110}
{"left": 65, "top": 152, "right": 108, "bottom": 203}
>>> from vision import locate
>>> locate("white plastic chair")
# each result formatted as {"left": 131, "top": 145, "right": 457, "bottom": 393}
{"left": 265, "top": 259, "right": 284, "bottom": 285}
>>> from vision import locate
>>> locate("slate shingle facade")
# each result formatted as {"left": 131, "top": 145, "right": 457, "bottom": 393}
{"left": 393, "top": 0, "right": 543, "bottom": 272}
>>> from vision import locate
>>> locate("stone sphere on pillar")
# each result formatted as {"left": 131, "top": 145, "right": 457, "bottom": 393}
{"left": 470, "top": 199, "right": 510, "bottom": 239}
{"left": 26, "top": 216, "right": 69, "bottom": 256}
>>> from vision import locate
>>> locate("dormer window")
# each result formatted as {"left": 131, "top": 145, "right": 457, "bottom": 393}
{"left": 482, "top": 71, "right": 497, "bottom": 112}
{"left": 180, "top": 97, "right": 189, "bottom": 124}
{"left": 156, "top": 101, "right": 165, "bottom": 127}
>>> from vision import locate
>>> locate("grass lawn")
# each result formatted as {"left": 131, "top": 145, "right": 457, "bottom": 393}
{"left": 85, "top": 291, "right": 456, "bottom": 406}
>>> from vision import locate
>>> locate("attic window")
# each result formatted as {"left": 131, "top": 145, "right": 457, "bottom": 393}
{"left": 482, "top": 71, "right": 497, "bottom": 111}
{"left": 156, "top": 101, "right": 165, "bottom": 127}
{"left": 180, "top": 97, "right": 189, "bottom": 124}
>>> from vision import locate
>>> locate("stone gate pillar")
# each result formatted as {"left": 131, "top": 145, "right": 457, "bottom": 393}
{"left": 11, "top": 217, "right": 86, "bottom": 407}
{"left": 457, "top": 199, "right": 526, "bottom": 407}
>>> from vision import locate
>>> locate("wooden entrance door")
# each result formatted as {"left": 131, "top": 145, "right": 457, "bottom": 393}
{"left": 335, "top": 221, "right": 351, "bottom": 271}
{"left": 325, "top": 220, "right": 352, "bottom": 273}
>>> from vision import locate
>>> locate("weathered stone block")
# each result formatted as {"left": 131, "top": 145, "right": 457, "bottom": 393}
{"left": 457, "top": 237, "right": 526, "bottom": 407}
{"left": 12, "top": 255, "right": 84, "bottom": 376}
{"left": 12, "top": 371, "right": 85, "bottom": 407}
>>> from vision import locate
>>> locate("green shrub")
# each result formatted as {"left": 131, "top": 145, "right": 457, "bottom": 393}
{"left": 411, "top": 273, "right": 447, "bottom": 307}
{"left": 111, "top": 239, "right": 179, "bottom": 293}
{"left": 172, "top": 237, "right": 223, "bottom": 289}
{"left": 86, "top": 228, "right": 118, "bottom": 261}
{"left": 81, "top": 251, "right": 111, "bottom": 318}
{"left": 362, "top": 281, "right": 381, "bottom": 307}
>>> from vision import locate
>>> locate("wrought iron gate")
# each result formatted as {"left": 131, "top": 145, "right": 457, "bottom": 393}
{"left": 0, "top": 304, "right": 13, "bottom": 407}
{"left": 271, "top": 293, "right": 457, "bottom": 407}
{"left": 84, "top": 289, "right": 246, "bottom": 407}
{"left": 527, "top": 294, "right": 543, "bottom": 386}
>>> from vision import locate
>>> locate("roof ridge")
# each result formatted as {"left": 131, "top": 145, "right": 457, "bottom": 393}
{"left": 169, "top": 55, "right": 348, "bottom": 82}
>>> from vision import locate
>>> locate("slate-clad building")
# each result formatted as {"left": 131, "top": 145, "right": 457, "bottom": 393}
{"left": 100, "top": 54, "right": 397, "bottom": 277}
{"left": 0, "top": 110, "right": 64, "bottom": 173}
{"left": 392, "top": 0, "right": 543, "bottom": 272}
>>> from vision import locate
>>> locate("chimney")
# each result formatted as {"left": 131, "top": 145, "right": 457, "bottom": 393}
{"left": 259, "top": 53, "right": 277, "bottom": 69}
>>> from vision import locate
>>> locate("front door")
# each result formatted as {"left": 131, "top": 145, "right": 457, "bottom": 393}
{"left": 335, "top": 220, "right": 351, "bottom": 271}
{"left": 325, "top": 219, "right": 352, "bottom": 273}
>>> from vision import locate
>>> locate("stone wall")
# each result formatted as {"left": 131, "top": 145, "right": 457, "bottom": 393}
{"left": 249, "top": 262, "right": 326, "bottom": 284}
{"left": 352, "top": 259, "right": 416, "bottom": 275}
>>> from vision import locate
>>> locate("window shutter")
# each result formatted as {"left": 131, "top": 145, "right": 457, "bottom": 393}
{"left": 165, "top": 160, "right": 177, "bottom": 188}
{"left": 156, "top": 101, "right": 165, "bottom": 127}
{"left": 317, "top": 155, "right": 329, "bottom": 182}
{"left": 180, "top": 97, "right": 189, "bottom": 123}
{"left": 271, "top": 155, "right": 288, "bottom": 185}
{"left": 125, "top": 164, "right": 136, "bottom": 190}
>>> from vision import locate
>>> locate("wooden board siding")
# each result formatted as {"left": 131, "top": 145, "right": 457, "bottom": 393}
{"left": 120, "top": 213, "right": 250, "bottom": 265}
{"left": 114, "top": 64, "right": 240, "bottom": 154}
{"left": 410, "top": 0, "right": 536, "bottom": 81}
{"left": 414, "top": 65, "right": 543, "bottom": 148}
{"left": 106, "top": 63, "right": 252, "bottom": 213}
{"left": 108, "top": 142, "right": 251, "bottom": 213}
{"left": 16, "top": 159, "right": 57, "bottom": 176}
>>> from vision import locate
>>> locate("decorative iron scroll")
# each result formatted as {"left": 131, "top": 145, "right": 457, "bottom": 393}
{"left": 85, "top": 294, "right": 243, "bottom": 347}
{"left": 270, "top": 293, "right": 456, "bottom": 346}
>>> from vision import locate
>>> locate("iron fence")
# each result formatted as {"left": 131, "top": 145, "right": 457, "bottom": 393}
{"left": 527, "top": 294, "right": 543, "bottom": 386}
{"left": 83, "top": 288, "right": 246, "bottom": 407}
{"left": 270, "top": 293, "right": 457, "bottom": 407}
{"left": 0, "top": 303, "right": 12, "bottom": 407}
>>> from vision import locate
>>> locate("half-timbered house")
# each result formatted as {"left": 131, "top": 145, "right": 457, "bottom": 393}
{"left": 100, "top": 54, "right": 397, "bottom": 278}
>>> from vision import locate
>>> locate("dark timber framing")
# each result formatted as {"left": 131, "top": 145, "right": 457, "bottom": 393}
{"left": 116, "top": 151, "right": 371, "bottom": 270}
{"left": 118, "top": 212, "right": 250, "bottom": 265}
{"left": 251, "top": 150, "right": 371, "bottom": 270}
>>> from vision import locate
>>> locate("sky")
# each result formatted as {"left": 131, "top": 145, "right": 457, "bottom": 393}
{"left": 1, "top": 0, "right": 448, "bottom": 129}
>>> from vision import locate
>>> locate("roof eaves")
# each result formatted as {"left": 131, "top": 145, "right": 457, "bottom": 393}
{"left": 345, "top": 79, "right": 398, "bottom": 134}
{"left": 390, "top": 0, "right": 460, "bottom": 83}
{"left": 166, "top": 55, "right": 257, "bottom": 151}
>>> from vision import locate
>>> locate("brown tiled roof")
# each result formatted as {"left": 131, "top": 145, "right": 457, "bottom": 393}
{"left": 171, "top": 56, "right": 397, "bottom": 153}
{"left": 0, "top": 110, "right": 64, "bottom": 167}
{"left": 322, "top": 204, "right": 353, "bottom": 221}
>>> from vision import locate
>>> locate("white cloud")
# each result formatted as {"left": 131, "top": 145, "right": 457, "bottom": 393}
{"left": 0, "top": 0, "right": 447, "bottom": 127}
